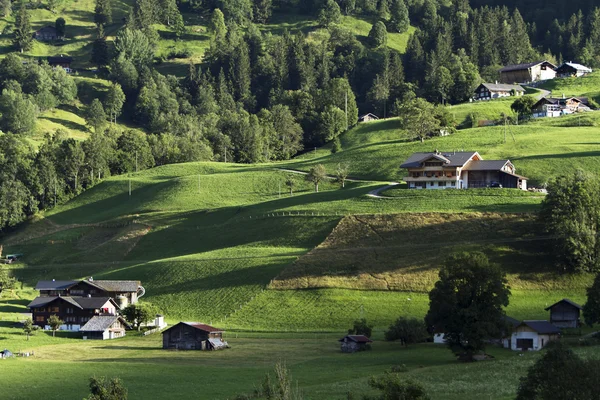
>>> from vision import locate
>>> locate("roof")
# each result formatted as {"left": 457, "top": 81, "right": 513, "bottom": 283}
{"left": 556, "top": 62, "right": 592, "bottom": 73}
{"left": 463, "top": 160, "right": 510, "bottom": 171}
{"left": 80, "top": 315, "right": 129, "bottom": 332}
{"left": 504, "top": 316, "right": 520, "bottom": 328}
{"left": 518, "top": 320, "right": 561, "bottom": 334}
{"left": 47, "top": 55, "right": 73, "bottom": 64}
{"left": 162, "top": 322, "right": 223, "bottom": 334}
{"left": 359, "top": 113, "right": 379, "bottom": 119}
{"left": 35, "top": 280, "right": 77, "bottom": 290}
{"left": 36, "top": 26, "right": 57, "bottom": 34}
{"left": 479, "top": 83, "right": 525, "bottom": 92}
{"left": 501, "top": 171, "right": 528, "bottom": 180}
{"left": 27, "top": 296, "right": 116, "bottom": 310}
{"left": 400, "top": 152, "right": 479, "bottom": 169}
{"left": 207, "top": 338, "right": 228, "bottom": 349}
{"left": 92, "top": 280, "right": 140, "bottom": 293}
{"left": 545, "top": 298, "right": 582, "bottom": 311}
{"left": 28, "top": 296, "right": 82, "bottom": 309}
{"left": 499, "top": 61, "right": 556, "bottom": 73}
{"left": 338, "top": 335, "right": 373, "bottom": 343}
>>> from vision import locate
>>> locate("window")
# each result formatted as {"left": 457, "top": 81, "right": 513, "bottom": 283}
{"left": 450, "top": 181, "right": 455, "bottom": 186}
{"left": 71, "top": 290, "right": 84, "bottom": 295}
{"left": 51, "top": 307, "right": 59, "bottom": 313}
{"left": 439, "top": 182, "right": 446, "bottom": 187}
{"left": 516, "top": 338, "right": 534, "bottom": 350}
{"left": 65, "top": 316, "right": 77, "bottom": 323}
{"left": 425, "top": 162, "right": 443, "bottom": 167}
{"left": 37, "top": 307, "right": 46, "bottom": 312}
{"left": 66, "top": 308, "right": 74, "bottom": 314}
{"left": 35, "top": 316, "right": 45, "bottom": 322}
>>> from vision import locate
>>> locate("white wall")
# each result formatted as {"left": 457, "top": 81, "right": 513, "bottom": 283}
{"left": 433, "top": 333, "right": 446, "bottom": 344}
{"left": 511, "top": 332, "right": 552, "bottom": 351}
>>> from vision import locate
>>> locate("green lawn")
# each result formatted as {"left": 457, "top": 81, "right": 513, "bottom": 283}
{"left": 539, "top": 71, "right": 600, "bottom": 102}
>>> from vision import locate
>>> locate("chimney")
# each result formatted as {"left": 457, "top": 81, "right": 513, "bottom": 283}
{"left": 495, "top": 80, "right": 498, "bottom": 85}
{"left": 87, "top": 294, "right": 92, "bottom": 298}
{"left": 52, "top": 278, "right": 55, "bottom": 282}
{"left": 563, "top": 93, "right": 565, "bottom": 99}
{"left": 89, "top": 276, "right": 93, "bottom": 282}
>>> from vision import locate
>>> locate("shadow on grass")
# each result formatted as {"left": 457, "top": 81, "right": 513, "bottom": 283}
{"left": 40, "top": 116, "right": 88, "bottom": 132}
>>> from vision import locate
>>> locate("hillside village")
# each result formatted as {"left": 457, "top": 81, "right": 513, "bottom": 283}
{"left": 4, "top": 0, "right": 600, "bottom": 398}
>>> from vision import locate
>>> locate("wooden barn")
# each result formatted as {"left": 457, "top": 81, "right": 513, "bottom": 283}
{"left": 339, "top": 335, "right": 372, "bottom": 353}
{"left": 162, "top": 322, "right": 228, "bottom": 350}
{"left": 545, "top": 299, "right": 582, "bottom": 328}
{"left": 554, "top": 62, "right": 592, "bottom": 78}
{"left": 499, "top": 61, "right": 556, "bottom": 83}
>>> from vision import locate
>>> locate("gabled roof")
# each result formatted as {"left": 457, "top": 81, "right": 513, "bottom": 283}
{"left": 35, "top": 280, "right": 78, "bottom": 290}
{"left": 28, "top": 296, "right": 82, "bottom": 309}
{"left": 27, "top": 296, "right": 117, "bottom": 310}
{"left": 504, "top": 316, "right": 520, "bottom": 328}
{"left": 80, "top": 315, "right": 130, "bottom": 332}
{"left": 463, "top": 160, "right": 511, "bottom": 171}
{"left": 162, "top": 322, "right": 223, "bottom": 334}
{"left": 499, "top": 61, "right": 556, "bottom": 73}
{"left": 359, "top": 113, "right": 379, "bottom": 120}
{"left": 478, "top": 83, "right": 525, "bottom": 92}
{"left": 556, "top": 62, "right": 592, "bottom": 73}
{"left": 36, "top": 26, "right": 57, "bottom": 34}
{"left": 518, "top": 320, "right": 561, "bottom": 334}
{"left": 400, "top": 152, "right": 479, "bottom": 169}
{"left": 47, "top": 55, "right": 73, "bottom": 64}
{"left": 338, "top": 335, "right": 373, "bottom": 343}
{"left": 92, "top": 280, "right": 140, "bottom": 293}
{"left": 545, "top": 298, "right": 582, "bottom": 311}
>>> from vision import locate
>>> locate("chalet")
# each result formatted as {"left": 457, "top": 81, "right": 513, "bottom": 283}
{"left": 339, "top": 335, "right": 372, "bottom": 353}
{"left": 473, "top": 83, "right": 525, "bottom": 101}
{"left": 532, "top": 96, "right": 591, "bottom": 118}
{"left": 47, "top": 55, "right": 73, "bottom": 72}
{"left": 358, "top": 113, "right": 379, "bottom": 123}
{"left": 162, "top": 322, "right": 228, "bottom": 350}
{"left": 511, "top": 320, "right": 560, "bottom": 351}
{"left": 34, "top": 26, "right": 62, "bottom": 41}
{"left": 400, "top": 151, "right": 527, "bottom": 190}
{"left": 545, "top": 299, "right": 582, "bottom": 329}
{"left": 28, "top": 296, "right": 120, "bottom": 331}
{"left": 35, "top": 278, "right": 144, "bottom": 308}
{"left": 499, "top": 61, "right": 556, "bottom": 83}
{"left": 81, "top": 315, "right": 130, "bottom": 340}
{"left": 554, "top": 62, "right": 593, "bottom": 78}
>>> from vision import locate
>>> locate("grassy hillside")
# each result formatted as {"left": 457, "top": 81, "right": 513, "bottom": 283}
{"left": 539, "top": 71, "right": 600, "bottom": 102}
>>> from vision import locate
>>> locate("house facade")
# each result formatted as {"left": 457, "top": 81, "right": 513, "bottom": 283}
{"left": 532, "top": 96, "right": 591, "bottom": 118}
{"left": 35, "top": 26, "right": 62, "bottom": 41}
{"left": 162, "top": 322, "right": 227, "bottom": 350}
{"left": 28, "top": 296, "right": 119, "bottom": 331}
{"left": 35, "top": 278, "right": 144, "bottom": 308}
{"left": 555, "top": 62, "right": 593, "bottom": 78}
{"left": 359, "top": 113, "right": 379, "bottom": 123}
{"left": 473, "top": 83, "right": 525, "bottom": 101}
{"left": 81, "top": 315, "right": 130, "bottom": 340}
{"left": 511, "top": 321, "right": 560, "bottom": 351}
{"left": 545, "top": 299, "right": 582, "bottom": 328}
{"left": 400, "top": 151, "right": 527, "bottom": 190}
{"left": 339, "top": 335, "right": 372, "bottom": 353}
{"left": 47, "top": 55, "right": 73, "bottom": 72}
{"left": 499, "top": 61, "right": 556, "bottom": 83}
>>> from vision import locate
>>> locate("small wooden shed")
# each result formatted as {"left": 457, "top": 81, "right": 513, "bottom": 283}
{"left": 162, "top": 322, "right": 228, "bottom": 350}
{"left": 339, "top": 335, "right": 372, "bottom": 353}
{"left": 545, "top": 299, "right": 582, "bottom": 328}
{"left": 358, "top": 113, "right": 379, "bottom": 123}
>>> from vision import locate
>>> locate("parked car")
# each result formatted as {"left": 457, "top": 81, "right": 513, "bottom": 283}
{"left": 490, "top": 182, "right": 503, "bottom": 188}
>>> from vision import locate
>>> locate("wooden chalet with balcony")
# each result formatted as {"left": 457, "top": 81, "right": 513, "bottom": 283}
{"left": 473, "top": 83, "right": 524, "bottom": 101}
{"left": 400, "top": 151, "right": 527, "bottom": 190}
{"left": 35, "top": 278, "right": 144, "bottom": 308}
{"left": 499, "top": 60, "right": 556, "bottom": 83}
{"left": 28, "top": 296, "right": 120, "bottom": 331}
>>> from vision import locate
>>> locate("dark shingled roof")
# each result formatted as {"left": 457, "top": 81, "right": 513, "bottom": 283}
{"left": 27, "top": 296, "right": 117, "bottom": 310}
{"left": 80, "top": 315, "right": 128, "bottom": 332}
{"left": 400, "top": 152, "right": 478, "bottom": 169}
{"left": 479, "top": 83, "right": 525, "bottom": 92}
{"left": 499, "top": 61, "right": 556, "bottom": 72}
{"left": 28, "top": 296, "right": 82, "bottom": 309}
{"left": 47, "top": 55, "right": 73, "bottom": 64}
{"left": 163, "top": 322, "right": 223, "bottom": 334}
{"left": 545, "top": 298, "right": 582, "bottom": 311}
{"left": 338, "top": 335, "right": 373, "bottom": 343}
{"left": 35, "top": 280, "right": 77, "bottom": 290}
{"left": 37, "top": 26, "right": 58, "bottom": 34}
{"left": 504, "top": 316, "right": 520, "bottom": 328}
{"left": 519, "top": 320, "right": 561, "bottom": 334}
{"left": 463, "top": 160, "right": 510, "bottom": 171}
{"left": 92, "top": 280, "right": 140, "bottom": 293}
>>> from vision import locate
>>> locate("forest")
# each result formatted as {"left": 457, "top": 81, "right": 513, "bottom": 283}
{"left": 2, "top": 0, "right": 600, "bottom": 232}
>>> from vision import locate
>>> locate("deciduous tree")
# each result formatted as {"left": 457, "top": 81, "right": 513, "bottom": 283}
{"left": 348, "top": 318, "right": 372, "bottom": 337}
{"left": 85, "top": 376, "right": 128, "bottom": 400}
{"left": 23, "top": 318, "right": 35, "bottom": 340}
{"left": 335, "top": 162, "right": 349, "bottom": 187}
{"left": 122, "top": 303, "right": 158, "bottom": 331}
{"left": 48, "top": 314, "right": 63, "bottom": 337}
{"left": 13, "top": 1, "right": 32, "bottom": 53}
{"left": 306, "top": 164, "right": 327, "bottom": 193}
{"left": 385, "top": 317, "right": 427, "bottom": 346}
{"left": 85, "top": 99, "right": 107, "bottom": 133}
{"left": 368, "top": 373, "right": 430, "bottom": 400}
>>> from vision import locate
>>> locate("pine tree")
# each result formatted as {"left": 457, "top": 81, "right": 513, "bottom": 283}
{"left": 209, "top": 8, "right": 227, "bottom": 44}
{"left": 509, "top": 9, "right": 534, "bottom": 65}
{"left": 389, "top": 0, "right": 409, "bottom": 33}
{"left": 319, "top": 0, "right": 341, "bottom": 27}
{"left": 13, "top": 1, "right": 32, "bottom": 53}
{"left": 403, "top": 33, "right": 425, "bottom": 84}
{"left": 253, "top": 0, "right": 272, "bottom": 23}
{"left": 94, "top": 0, "right": 112, "bottom": 29}
{"left": 368, "top": 21, "right": 387, "bottom": 48}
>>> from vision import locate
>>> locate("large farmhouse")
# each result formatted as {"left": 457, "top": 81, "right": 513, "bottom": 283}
{"left": 499, "top": 61, "right": 556, "bottom": 83}
{"left": 36, "top": 278, "right": 144, "bottom": 308}
{"left": 162, "top": 322, "right": 228, "bottom": 350}
{"left": 400, "top": 151, "right": 527, "bottom": 190}
{"left": 28, "top": 296, "right": 120, "bottom": 331}
{"left": 532, "top": 96, "right": 591, "bottom": 118}
{"left": 473, "top": 83, "right": 524, "bottom": 101}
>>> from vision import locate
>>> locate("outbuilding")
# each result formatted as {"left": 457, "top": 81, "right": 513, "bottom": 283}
{"left": 0, "top": 349, "right": 13, "bottom": 359}
{"left": 545, "top": 299, "right": 582, "bottom": 328}
{"left": 162, "top": 322, "right": 228, "bottom": 350}
{"left": 358, "top": 113, "right": 379, "bottom": 123}
{"left": 80, "top": 315, "right": 130, "bottom": 340}
{"left": 554, "top": 62, "right": 593, "bottom": 78}
{"left": 499, "top": 61, "right": 556, "bottom": 83}
{"left": 511, "top": 321, "right": 560, "bottom": 351}
{"left": 473, "top": 83, "right": 525, "bottom": 101}
{"left": 339, "top": 335, "right": 372, "bottom": 353}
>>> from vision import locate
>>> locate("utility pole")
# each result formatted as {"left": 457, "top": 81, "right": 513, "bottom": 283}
{"left": 198, "top": 175, "right": 201, "bottom": 194}
{"left": 224, "top": 146, "right": 227, "bottom": 163}
{"left": 129, "top": 177, "right": 131, "bottom": 198}
{"left": 278, "top": 182, "right": 281, "bottom": 198}
{"left": 503, "top": 114, "right": 507, "bottom": 143}
{"left": 345, "top": 90, "right": 348, "bottom": 131}
{"left": 135, "top": 151, "right": 138, "bottom": 173}
{"left": 54, "top": 178, "right": 57, "bottom": 207}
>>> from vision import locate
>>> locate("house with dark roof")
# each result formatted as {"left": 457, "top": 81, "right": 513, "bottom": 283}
{"left": 545, "top": 299, "right": 582, "bottom": 328}
{"left": 28, "top": 296, "right": 119, "bottom": 331}
{"left": 358, "top": 113, "right": 379, "bottom": 123}
{"left": 339, "top": 335, "right": 372, "bottom": 353}
{"left": 510, "top": 320, "right": 560, "bottom": 351}
{"left": 35, "top": 277, "right": 144, "bottom": 308}
{"left": 34, "top": 26, "right": 63, "bottom": 41}
{"left": 47, "top": 55, "right": 73, "bottom": 72}
{"left": 555, "top": 62, "right": 593, "bottom": 78}
{"left": 162, "top": 322, "right": 228, "bottom": 350}
{"left": 532, "top": 96, "right": 591, "bottom": 118}
{"left": 499, "top": 61, "right": 557, "bottom": 83}
{"left": 400, "top": 151, "right": 527, "bottom": 190}
{"left": 473, "top": 83, "right": 525, "bottom": 101}
{"left": 81, "top": 315, "right": 130, "bottom": 340}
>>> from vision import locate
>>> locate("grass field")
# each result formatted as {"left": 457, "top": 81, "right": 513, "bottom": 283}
{"left": 539, "top": 71, "right": 600, "bottom": 102}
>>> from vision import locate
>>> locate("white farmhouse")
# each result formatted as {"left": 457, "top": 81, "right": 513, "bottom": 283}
{"left": 510, "top": 320, "right": 560, "bottom": 351}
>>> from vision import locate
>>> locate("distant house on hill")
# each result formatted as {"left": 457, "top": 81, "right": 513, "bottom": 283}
{"left": 28, "top": 296, "right": 120, "bottom": 331}
{"left": 400, "top": 151, "right": 527, "bottom": 190}
{"left": 545, "top": 299, "right": 582, "bottom": 328}
{"left": 81, "top": 315, "right": 130, "bottom": 340}
{"left": 499, "top": 61, "right": 556, "bottom": 83}
{"left": 511, "top": 320, "right": 560, "bottom": 351}
{"left": 339, "top": 335, "right": 372, "bottom": 353}
{"left": 358, "top": 113, "right": 379, "bottom": 123}
{"left": 532, "top": 96, "right": 591, "bottom": 118}
{"left": 555, "top": 62, "right": 593, "bottom": 78}
{"left": 473, "top": 83, "right": 525, "bottom": 101}
{"left": 162, "top": 322, "right": 228, "bottom": 350}
{"left": 35, "top": 26, "right": 62, "bottom": 41}
{"left": 47, "top": 55, "right": 73, "bottom": 72}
